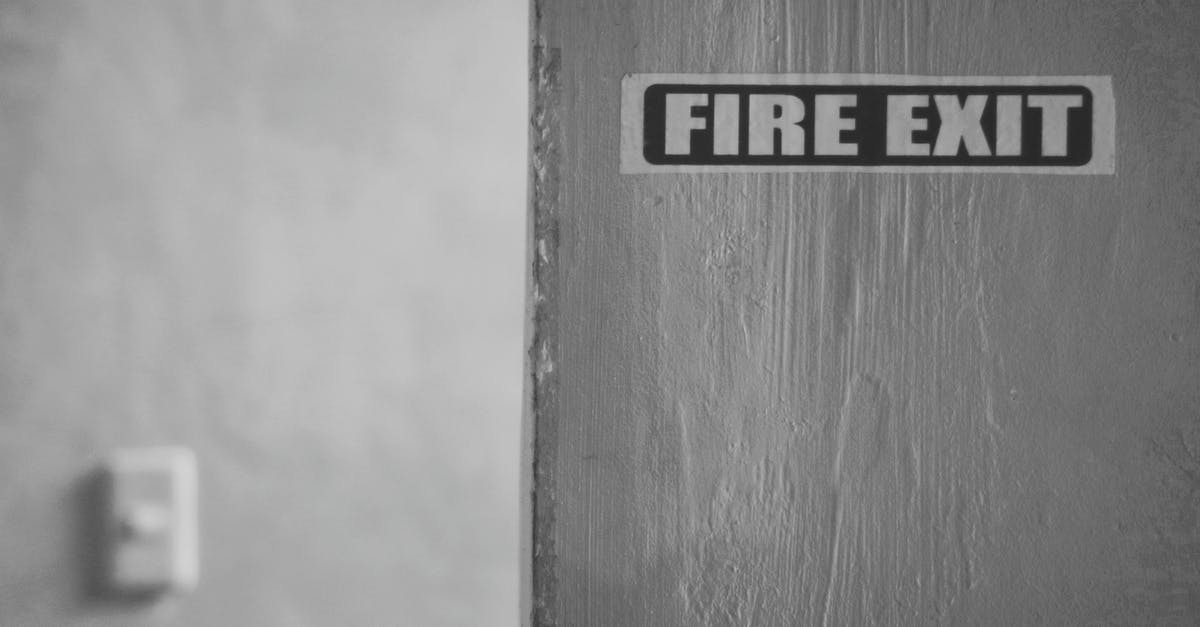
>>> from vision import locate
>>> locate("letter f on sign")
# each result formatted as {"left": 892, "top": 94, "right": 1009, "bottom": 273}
{"left": 665, "top": 93, "right": 708, "bottom": 155}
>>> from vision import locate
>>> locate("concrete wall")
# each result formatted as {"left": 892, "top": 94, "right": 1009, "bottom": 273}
{"left": 528, "top": 1, "right": 1200, "bottom": 625}
{"left": 0, "top": 1, "right": 524, "bottom": 625}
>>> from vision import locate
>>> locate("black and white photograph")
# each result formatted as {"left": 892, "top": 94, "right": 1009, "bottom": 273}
{"left": 0, "top": 1, "right": 1197, "bottom": 625}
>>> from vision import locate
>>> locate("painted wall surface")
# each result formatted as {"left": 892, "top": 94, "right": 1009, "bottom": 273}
{"left": 528, "top": 1, "right": 1200, "bottom": 625}
{"left": 0, "top": 1, "right": 525, "bottom": 625}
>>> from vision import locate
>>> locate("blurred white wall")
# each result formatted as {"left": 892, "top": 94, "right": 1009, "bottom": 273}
{"left": 0, "top": 1, "right": 526, "bottom": 624}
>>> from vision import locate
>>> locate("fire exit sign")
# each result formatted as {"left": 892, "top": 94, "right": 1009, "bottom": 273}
{"left": 620, "top": 74, "right": 1115, "bottom": 174}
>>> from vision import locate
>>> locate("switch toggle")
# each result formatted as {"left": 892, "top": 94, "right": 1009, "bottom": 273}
{"left": 102, "top": 447, "right": 199, "bottom": 595}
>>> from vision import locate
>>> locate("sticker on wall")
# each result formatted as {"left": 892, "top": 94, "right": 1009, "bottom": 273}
{"left": 620, "top": 74, "right": 1115, "bottom": 174}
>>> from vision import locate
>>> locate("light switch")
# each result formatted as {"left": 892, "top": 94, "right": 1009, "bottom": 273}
{"left": 103, "top": 447, "right": 199, "bottom": 595}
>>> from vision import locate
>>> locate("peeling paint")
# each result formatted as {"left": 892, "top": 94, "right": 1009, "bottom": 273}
{"left": 527, "top": 18, "right": 563, "bottom": 626}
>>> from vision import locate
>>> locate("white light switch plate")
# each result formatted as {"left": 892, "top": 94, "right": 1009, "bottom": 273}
{"left": 103, "top": 447, "right": 199, "bottom": 595}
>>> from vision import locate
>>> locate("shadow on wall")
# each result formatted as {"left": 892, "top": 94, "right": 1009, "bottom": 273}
{"left": 73, "top": 469, "right": 108, "bottom": 606}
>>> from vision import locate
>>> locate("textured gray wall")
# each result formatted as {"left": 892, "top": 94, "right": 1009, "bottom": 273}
{"left": 0, "top": 1, "right": 524, "bottom": 625}
{"left": 528, "top": 1, "right": 1200, "bottom": 625}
